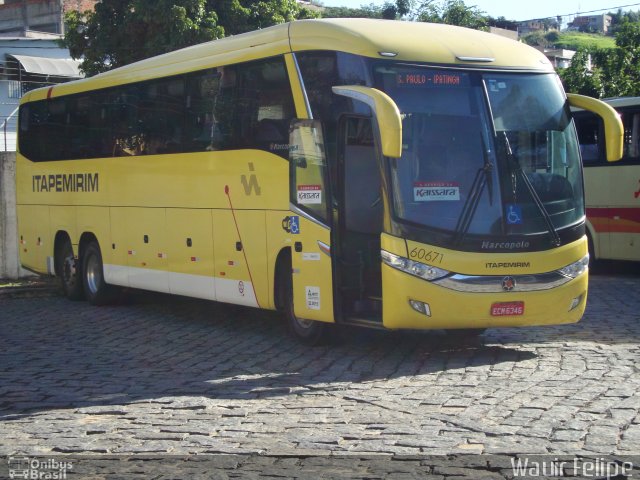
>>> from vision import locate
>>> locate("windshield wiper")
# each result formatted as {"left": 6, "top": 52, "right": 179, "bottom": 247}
{"left": 502, "top": 133, "right": 561, "bottom": 247}
{"left": 451, "top": 138, "right": 494, "bottom": 246}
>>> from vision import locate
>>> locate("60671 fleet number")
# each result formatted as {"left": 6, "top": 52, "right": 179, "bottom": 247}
{"left": 409, "top": 248, "right": 444, "bottom": 264}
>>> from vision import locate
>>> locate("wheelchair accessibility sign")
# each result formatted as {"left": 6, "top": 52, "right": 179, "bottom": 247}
{"left": 282, "top": 215, "right": 300, "bottom": 234}
{"left": 506, "top": 204, "right": 523, "bottom": 225}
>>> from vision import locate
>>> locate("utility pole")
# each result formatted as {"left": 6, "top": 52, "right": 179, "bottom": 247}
{"left": 20, "top": 0, "right": 29, "bottom": 36}
{"left": 59, "top": 0, "right": 65, "bottom": 35}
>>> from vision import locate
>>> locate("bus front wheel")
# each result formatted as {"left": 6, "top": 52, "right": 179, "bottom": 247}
{"left": 82, "top": 241, "right": 116, "bottom": 306}
{"left": 280, "top": 257, "right": 331, "bottom": 345}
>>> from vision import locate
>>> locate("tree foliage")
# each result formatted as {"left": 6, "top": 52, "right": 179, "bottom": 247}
{"left": 558, "top": 48, "right": 603, "bottom": 98}
{"left": 64, "top": 0, "right": 224, "bottom": 75}
{"left": 321, "top": 0, "right": 410, "bottom": 20}
{"left": 212, "top": 0, "right": 314, "bottom": 35}
{"left": 560, "top": 22, "right": 640, "bottom": 97}
{"left": 415, "top": 0, "right": 487, "bottom": 30}
{"left": 63, "top": 0, "right": 316, "bottom": 76}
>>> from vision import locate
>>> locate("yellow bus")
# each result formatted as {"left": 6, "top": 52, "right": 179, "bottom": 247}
{"left": 573, "top": 97, "right": 640, "bottom": 262}
{"left": 16, "top": 19, "right": 623, "bottom": 343}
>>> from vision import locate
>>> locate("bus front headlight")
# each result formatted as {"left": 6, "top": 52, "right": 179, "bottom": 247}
{"left": 558, "top": 254, "right": 589, "bottom": 278}
{"left": 381, "top": 250, "right": 450, "bottom": 281}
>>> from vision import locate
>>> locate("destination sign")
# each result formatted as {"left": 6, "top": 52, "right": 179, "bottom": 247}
{"left": 395, "top": 71, "right": 469, "bottom": 88}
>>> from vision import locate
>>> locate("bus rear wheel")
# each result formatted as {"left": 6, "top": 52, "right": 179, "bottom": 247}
{"left": 57, "top": 239, "right": 84, "bottom": 301}
{"left": 82, "top": 241, "right": 116, "bottom": 306}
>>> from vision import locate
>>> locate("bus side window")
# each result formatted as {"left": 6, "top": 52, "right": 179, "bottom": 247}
{"left": 230, "top": 58, "right": 294, "bottom": 158}
{"left": 110, "top": 87, "right": 142, "bottom": 156}
{"left": 138, "top": 78, "right": 185, "bottom": 155}
{"left": 69, "top": 94, "right": 111, "bottom": 159}
{"left": 574, "top": 111, "right": 604, "bottom": 164}
{"left": 620, "top": 108, "right": 640, "bottom": 160}
{"left": 46, "top": 98, "right": 69, "bottom": 161}
{"left": 184, "top": 69, "right": 222, "bottom": 152}
{"left": 186, "top": 57, "right": 294, "bottom": 157}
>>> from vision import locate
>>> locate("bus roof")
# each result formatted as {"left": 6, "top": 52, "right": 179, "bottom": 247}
{"left": 23, "top": 19, "right": 553, "bottom": 102}
{"left": 601, "top": 97, "right": 640, "bottom": 108}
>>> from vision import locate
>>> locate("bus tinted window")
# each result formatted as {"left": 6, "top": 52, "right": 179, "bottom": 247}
{"left": 574, "top": 103, "right": 640, "bottom": 165}
{"left": 18, "top": 57, "right": 294, "bottom": 161}
{"left": 621, "top": 107, "right": 640, "bottom": 160}
{"left": 573, "top": 111, "right": 604, "bottom": 164}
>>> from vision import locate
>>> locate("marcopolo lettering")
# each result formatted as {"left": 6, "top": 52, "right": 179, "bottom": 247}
{"left": 481, "top": 240, "right": 530, "bottom": 250}
{"left": 32, "top": 173, "right": 99, "bottom": 193}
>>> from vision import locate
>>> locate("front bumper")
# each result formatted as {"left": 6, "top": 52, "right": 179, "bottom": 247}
{"left": 381, "top": 263, "right": 588, "bottom": 330}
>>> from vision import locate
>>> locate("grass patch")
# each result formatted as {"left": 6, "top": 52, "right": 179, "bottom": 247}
{"left": 555, "top": 32, "right": 616, "bottom": 50}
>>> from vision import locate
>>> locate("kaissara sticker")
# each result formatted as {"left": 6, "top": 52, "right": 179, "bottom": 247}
{"left": 414, "top": 182, "right": 460, "bottom": 202}
{"left": 305, "top": 286, "right": 321, "bottom": 310}
{"left": 297, "top": 185, "right": 322, "bottom": 204}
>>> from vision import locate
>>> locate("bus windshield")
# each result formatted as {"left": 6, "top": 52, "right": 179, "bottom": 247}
{"left": 373, "top": 66, "right": 584, "bottom": 243}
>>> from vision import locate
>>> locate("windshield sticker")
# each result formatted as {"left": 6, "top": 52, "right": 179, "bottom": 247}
{"left": 413, "top": 182, "right": 460, "bottom": 202}
{"left": 506, "top": 204, "right": 523, "bottom": 225}
{"left": 488, "top": 80, "right": 507, "bottom": 92}
{"left": 297, "top": 185, "right": 322, "bottom": 204}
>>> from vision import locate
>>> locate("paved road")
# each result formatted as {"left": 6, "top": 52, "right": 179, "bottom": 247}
{"left": 0, "top": 265, "right": 639, "bottom": 476}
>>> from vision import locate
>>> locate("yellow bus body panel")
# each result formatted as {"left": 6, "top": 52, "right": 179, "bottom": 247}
{"left": 290, "top": 218, "right": 335, "bottom": 322}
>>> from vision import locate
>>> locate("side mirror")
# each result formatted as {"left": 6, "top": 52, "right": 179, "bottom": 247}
{"left": 567, "top": 93, "right": 623, "bottom": 162}
{"left": 332, "top": 86, "right": 403, "bottom": 158}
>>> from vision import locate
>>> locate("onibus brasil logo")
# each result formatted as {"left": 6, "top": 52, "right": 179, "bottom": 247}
{"left": 8, "top": 457, "right": 73, "bottom": 479}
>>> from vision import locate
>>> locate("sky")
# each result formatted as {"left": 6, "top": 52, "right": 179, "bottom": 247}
{"left": 317, "top": 0, "right": 640, "bottom": 22}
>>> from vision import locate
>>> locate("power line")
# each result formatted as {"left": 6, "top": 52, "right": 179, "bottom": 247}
{"left": 519, "top": 2, "right": 640, "bottom": 22}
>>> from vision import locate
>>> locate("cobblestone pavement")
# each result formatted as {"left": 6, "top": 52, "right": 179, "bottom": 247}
{"left": 0, "top": 266, "right": 639, "bottom": 477}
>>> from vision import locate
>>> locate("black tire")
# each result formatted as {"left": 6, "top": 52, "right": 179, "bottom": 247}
{"left": 56, "top": 239, "right": 84, "bottom": 301}
{"left": 279, "top": 253, "right": 332, "bottom": 345}
{"left": 82, "top": 241, "right": 116, "bottom": 306}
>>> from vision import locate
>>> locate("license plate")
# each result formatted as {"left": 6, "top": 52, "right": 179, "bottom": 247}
{"left": 491, "top": 301, "right": 524, "bottom": 316}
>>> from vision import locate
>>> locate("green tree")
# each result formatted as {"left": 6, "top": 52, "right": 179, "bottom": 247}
{"left": 601, "top": 22, "right": 640, "bottom": 96}
{"left": 63, "top": 0, "right": 317, "bottom": 76}
{"left": 416, "top": 0, "right": 487, "bottom": 30}
{"left": 487, "top": 15, "right": 517, "bottom": 31}
{"left": 212, "top": 0, "right": 315, "bottom": 35}
{"left": 64, "top": 0, "right": 224, "bottom": 75}
{"left": 322, "top": 0, "right": 410, "bottom": 20}
{"left": 560, "top": 22, "right": 640, "bottom": 97}
{"left": 559, "top": 48, "right": 603, "bottom": 97}
{"left": 321, "top": 4, "right": 384, "bottom": 19}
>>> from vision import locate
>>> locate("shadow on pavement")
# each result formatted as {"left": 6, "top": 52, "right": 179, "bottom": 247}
{"left": 0, "top": 288, "right": 536, "bottom": 419}
{"left": 2, "top": 260, "right": 637, "bottom": 419}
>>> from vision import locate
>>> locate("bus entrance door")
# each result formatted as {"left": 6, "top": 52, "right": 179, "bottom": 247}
{"left": 337, "top": 116, "right": 383, "bottom": 322}
{"left": 289, "top": 119, "right": 335, "bottom": 324}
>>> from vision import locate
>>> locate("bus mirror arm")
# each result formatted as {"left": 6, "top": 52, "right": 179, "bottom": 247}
{"left": 567, "top": 93, "right": 624, "bottom": 162}
{"left": 332, "top": 86, "right": 403, "bottom": 158}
